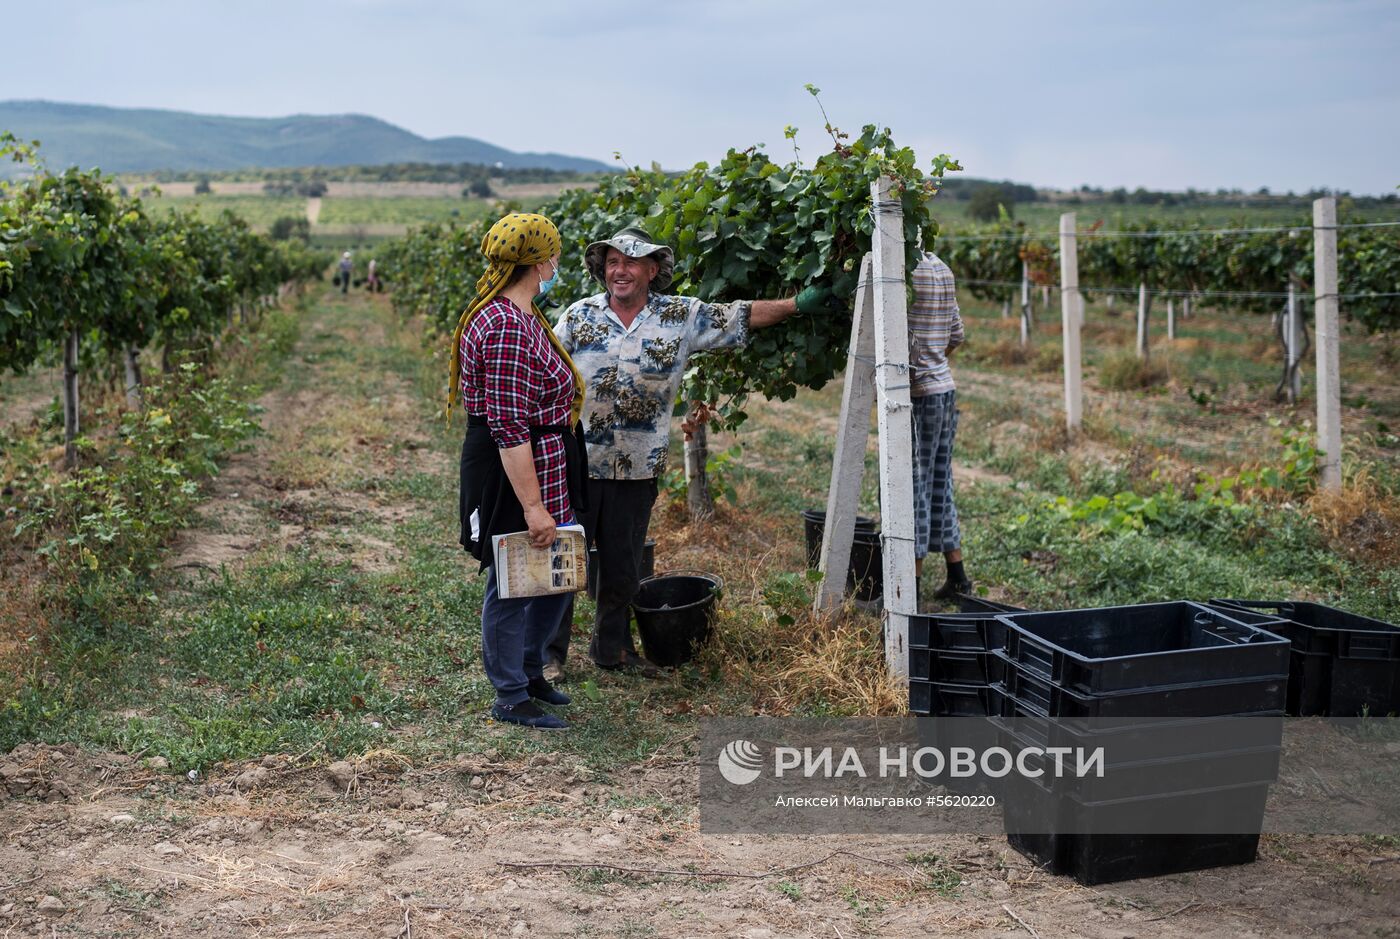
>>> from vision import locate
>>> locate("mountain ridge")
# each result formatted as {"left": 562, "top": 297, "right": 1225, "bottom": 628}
{"left": 0, "top": 100, "right": 611, "bottom": 174}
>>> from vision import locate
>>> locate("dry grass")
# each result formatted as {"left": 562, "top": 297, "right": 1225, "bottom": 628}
{"left": 653, "top": 497, "right": 905, "bottom": 717}
{"left": 702, "top": 599, "right": 907, "bottom": 716}
{"left": 1308, "top": 469, "right": 1400, "bottom": 568}
{"left": 969, "top": 338, "right": 1029, "bottom": 367}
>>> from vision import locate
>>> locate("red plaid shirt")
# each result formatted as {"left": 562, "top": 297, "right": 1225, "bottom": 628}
{"left": 460, "top": 297, "right": 575, "bottom": 524}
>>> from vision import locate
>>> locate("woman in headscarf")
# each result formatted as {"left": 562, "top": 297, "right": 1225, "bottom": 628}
{"left": 454, "top": 213, "right": 586, "bottom": 730}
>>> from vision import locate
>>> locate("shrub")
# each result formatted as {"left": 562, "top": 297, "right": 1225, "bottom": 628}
{"left": 16, "top": 365, "right": 259, "bottom": 581}
{"left": 1098, "top": 351, "right": 1169, "bottom": 390}
{"left": 269, "top": 216, "right": 311, "bottom": 243}
{"left": 1031, "top": 344, "right": 1063, "bottom": 374}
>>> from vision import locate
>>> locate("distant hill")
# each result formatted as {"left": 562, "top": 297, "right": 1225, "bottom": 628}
{"left": 0, "top": 100, "right": 611, "bottom": 174}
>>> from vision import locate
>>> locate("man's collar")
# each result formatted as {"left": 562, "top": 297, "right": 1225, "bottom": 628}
{"left": 604, "top": 291, "right": 661, "bottom": 324}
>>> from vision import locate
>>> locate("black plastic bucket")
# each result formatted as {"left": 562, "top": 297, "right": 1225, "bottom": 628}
{"left": 586, "top": 538, "right": 655, "bottom": 599}
{"left": 801, "top": 509, "right": 877, "bottom": 568}
{"left": 801, "top": 509, "right": 882, "bottom": 602}
{"left": 632, "top": 571, "right": 722, "bottom": 668}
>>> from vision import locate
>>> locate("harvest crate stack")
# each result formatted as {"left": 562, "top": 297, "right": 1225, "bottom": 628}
{"left": 907, "top": 598, "right": 1026, "bottom": 718}
{"left": 989, "top": 601, "right": 1290, "bottom": 885}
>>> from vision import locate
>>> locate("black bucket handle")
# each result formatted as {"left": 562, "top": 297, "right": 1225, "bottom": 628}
{"left": 636, "top": 570, "right": 725, "bottom": 608}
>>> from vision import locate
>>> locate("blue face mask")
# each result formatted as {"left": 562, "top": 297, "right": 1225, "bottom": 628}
{"left": 536, "top": 260, "right": 560, "bottom": 299}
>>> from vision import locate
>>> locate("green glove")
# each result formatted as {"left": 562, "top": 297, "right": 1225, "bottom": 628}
{"left": 795, "top": 284, "right": 842, "bottom": 314}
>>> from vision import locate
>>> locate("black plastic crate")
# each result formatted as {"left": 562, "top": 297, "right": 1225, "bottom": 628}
{"left": 910, "top": 680, "right": 998, "bottom": 717}
{"left": 995, "top": 722, "right": 1280, "bottom": 803}
{"left": 998, "top": 602, "right": 1289, "bottom": 694}
{"left": 1002, "top": 775, "right": 1267, "bottom": 885}
{"left": 1212, "top": 600, "right": 1400, "bottom": 716}
{"left": 910, "top": 613, "right": 1008, "bottom": 652}
{"left": 992, "top": 696, "right": 1284, "bottom": 762}
{"left": 995, "top": 655, "right": 1287, "bottom": 719}
{"left": 957, "top": 596, "right": 1030, "bottom": 615}
{"left": 910, "top": 649, "right": 1002, "bottom": 684}
{"left": 1288, "top": 650, "right": 1332, "bottom": 716}
{"left": 1210, "top": 600, "right": 1400, "bottom": 658}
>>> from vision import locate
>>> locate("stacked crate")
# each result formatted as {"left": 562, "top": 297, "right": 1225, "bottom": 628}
{"left": 908, "top": 598, "right": 1026, "bottom": 717}
{"left": 990, "top": 601, "right": 1290, "bottom": 885}
{"left": 1210, "top": 600, "right": 1400, "bottom": 717}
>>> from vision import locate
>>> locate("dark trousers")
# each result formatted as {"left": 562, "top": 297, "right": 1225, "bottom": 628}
{"left": 480, "top": 565, "right": 572, "bottom": 706}
{"left": 547, "top": 477, "right": 658, "bottom": 667}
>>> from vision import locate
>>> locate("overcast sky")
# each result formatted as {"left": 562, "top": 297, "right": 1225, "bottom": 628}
{"left": 6, "top": 0, "right": 1398, "bottom": 193}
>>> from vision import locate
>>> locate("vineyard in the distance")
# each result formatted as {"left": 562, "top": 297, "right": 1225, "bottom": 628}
{"left": 1, "top": 135, "right": 327, "bottom": 463}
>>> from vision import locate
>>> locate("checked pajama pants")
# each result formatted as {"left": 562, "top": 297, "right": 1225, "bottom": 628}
{"left": 911, "top": 389, "right": 961, "bottom": 559}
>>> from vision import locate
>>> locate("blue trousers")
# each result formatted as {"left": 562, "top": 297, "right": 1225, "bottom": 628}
{"left": 481, "top": 566, "right": 572, "bottom": 706}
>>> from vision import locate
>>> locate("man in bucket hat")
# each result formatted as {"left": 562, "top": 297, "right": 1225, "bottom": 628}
{"left": 546, "top": 226, "right": 835, "bottom": 677}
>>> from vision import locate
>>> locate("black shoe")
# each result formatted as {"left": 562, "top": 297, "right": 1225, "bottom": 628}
{"left": 527, "top": 677, "right": 571, "bottom": 706}
{"left": 491, "top": 700, "right": 568, "bottom": 729}
{"left": 595, "top": 651, "right": 662, "bottom": 679}
{"left": 932, "top": 579, "right": 973, "bottom": 600}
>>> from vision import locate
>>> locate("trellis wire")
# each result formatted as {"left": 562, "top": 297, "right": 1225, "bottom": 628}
{"left": 933, "top": 219, "right": 1400, "bottom": 242}
{"left": 957, "top": 278, "right": 1399, "bottom": 303}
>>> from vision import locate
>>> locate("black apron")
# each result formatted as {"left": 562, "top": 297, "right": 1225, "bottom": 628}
{"left": 459, "top": 415, "right": 589, "bottom": 569}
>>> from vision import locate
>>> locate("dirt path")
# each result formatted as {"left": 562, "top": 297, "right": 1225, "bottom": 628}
{"left": 305, "top": 197, "right": 322, "bottom": 226}
{"left": 3, "top": 290, "right": 1396, "bottom": 938}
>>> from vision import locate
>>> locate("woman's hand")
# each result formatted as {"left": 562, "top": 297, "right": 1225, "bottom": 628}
{"left": 523, "top": 503, "right": 557, "bottom": 549}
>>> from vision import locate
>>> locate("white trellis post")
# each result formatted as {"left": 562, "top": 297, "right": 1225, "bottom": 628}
{"left": 1286, "top": 278, "right": 1304, "bottom": 404}
{"left": 870, "top": 178, "right": 917, "bottom": 676}
{"left": 815, "top": 254, "right": 876, "bottom": 611}
{"left": 1059, "top": 213, "right": 1083, "bottom": 431}
{"left": 1019, "top": 259, "right": 1032, "bottom": 346}
{"left": 1313, "top": 197, "right": 1342, "bottom": 491}
{"left": 1136, "top": 282, "right": 1151, "bottom": 359}
{"left": 813, "top": 179, "right": 917, "bottom": 680}
{"left": 1166, "top": 298, "right": 1176, "bottom": 341}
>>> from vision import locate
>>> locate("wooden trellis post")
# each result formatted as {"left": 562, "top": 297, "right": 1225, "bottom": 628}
{"left": 814, "top": 177, "right": 917, "bottom": 680}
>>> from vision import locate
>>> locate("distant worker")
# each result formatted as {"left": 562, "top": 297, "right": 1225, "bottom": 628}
{"left": 366, "top": 258, "right": 380, "bottom": 293}
{"left": 338, "top": 252, "right": 352, "bottom": 294}
{"left": 909, "top": 251, "right": 971, "bottom": 601}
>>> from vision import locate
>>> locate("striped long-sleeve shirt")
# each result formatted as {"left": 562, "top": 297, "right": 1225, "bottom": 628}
{"left": 909, "top": 252, "right": 964, "bottom": 397}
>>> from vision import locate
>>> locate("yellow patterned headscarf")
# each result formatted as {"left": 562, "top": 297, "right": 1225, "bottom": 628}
{"left": 448, "top": 212, "right": 584, "bottom": 425}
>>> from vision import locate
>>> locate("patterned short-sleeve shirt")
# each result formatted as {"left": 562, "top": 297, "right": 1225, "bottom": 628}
{"left": 555, "top": 291, "right": 751, "bottom": 480}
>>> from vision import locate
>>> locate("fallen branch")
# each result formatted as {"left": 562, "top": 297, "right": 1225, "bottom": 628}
{"left": 1145, "top": 901, "right": 1201, "bottom": 922}
{"left": 88, "top": 775, "right": 160, "bottom": 801}
{"left": 0, "top": 874, "right": 40, "bottom": 892}
{"left": 1366, "top": 855, "right": 1400, "bottom": 867}
{"left": 1003, "top": 904, "right": 1041, "bottom": 939}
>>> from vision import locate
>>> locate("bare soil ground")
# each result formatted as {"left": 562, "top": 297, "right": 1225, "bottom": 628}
{"left": 3, "top": 291, "right": 1397, "bottom": 938}
{"left": 3, "top": 740, "right": 1397, "bottom": 938}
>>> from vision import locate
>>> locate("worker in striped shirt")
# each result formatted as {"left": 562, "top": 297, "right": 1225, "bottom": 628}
{"left": 909, "top": 251, "right": 971, "bottom": 600}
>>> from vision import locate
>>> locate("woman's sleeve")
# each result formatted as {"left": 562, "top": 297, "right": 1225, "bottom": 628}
{"left": 480, "top": 314, "right": 537, "bottom": 450}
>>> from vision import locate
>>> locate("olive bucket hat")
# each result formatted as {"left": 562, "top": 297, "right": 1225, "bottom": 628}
{"left": 584, "top": 226, "right": 675, "bottom": 292}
